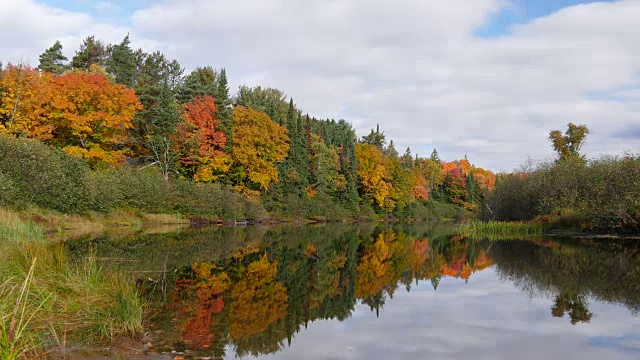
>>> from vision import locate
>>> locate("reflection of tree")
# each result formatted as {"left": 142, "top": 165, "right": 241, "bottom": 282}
{"left": 493, "top": 238, "right": 640, "bottom": 323}
{"left": 172, "top": 262, "right": 229, "bottom": 351}
{"left": 355, "top": 233, "right": 392, "bottom": 299}
{"left": 156, "top": 226, "right": 498, "bottom": 358}
{"left": 230, "top": 255, "right": 288, "bottom": 340}
{"left": 551, "top": 293, "right": 593, "bottom": 325}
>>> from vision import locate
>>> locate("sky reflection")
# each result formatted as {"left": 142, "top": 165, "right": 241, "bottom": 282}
{"left": 255, "top": 267, "right": 640, "bottom": 360}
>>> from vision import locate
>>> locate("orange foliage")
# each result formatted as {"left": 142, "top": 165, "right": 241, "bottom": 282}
{"left": 176, "top": 96, "right": 231, "bottom": 181}
{"left": 459, "top": 158, "right": 471, "bottom": 176}
{"left": 46, "top": 71, "right": 141, "bottom": 166}
{"left": 172, "top": 262, "right": 230, "bottom": 350}
{"left": 0, "top": 64, "right": 53, "bottom": 140}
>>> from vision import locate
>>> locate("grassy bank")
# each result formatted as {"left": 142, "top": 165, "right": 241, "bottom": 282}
{"left": 457, "top": 220, "right": 543, "bottom": 240}
{"left": 0, "top": 209, "right": 143, "bottom": 358}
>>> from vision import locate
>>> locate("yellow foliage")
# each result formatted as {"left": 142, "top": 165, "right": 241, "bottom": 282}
{"left": 230, "top": 255, "right": 288, "bottom": 340}
{"left": 355, "top": 143, "right": 392, "bottom": 208}
{"left": 231, "top": 106, "right": 289, "bottom": 191}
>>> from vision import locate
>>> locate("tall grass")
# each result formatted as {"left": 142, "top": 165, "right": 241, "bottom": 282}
{"left": 0, "top": 208, "right": 143, "bottom": 355}
{"left": 457, "top": 220, "right": 543, "bottom": 240}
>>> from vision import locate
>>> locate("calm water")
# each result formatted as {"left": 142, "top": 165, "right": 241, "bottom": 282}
{"left": 66, "top": 223, "right": 640, "bottom": 359}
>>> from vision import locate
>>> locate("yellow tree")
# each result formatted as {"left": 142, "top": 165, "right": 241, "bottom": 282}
{"left": 230, "top": 106, "right": 289, "bottom": 193}
{"left": 230, "top": 255, "right": 288, "bottom": 340}
{"left": 46, "top": 71, "right": 141, "bottom": 166}
{"left": 0, "top": 64, "right": 53, "bottom": 140}
{"left": 355, "top": 143, "right": 391, "bottom": 208}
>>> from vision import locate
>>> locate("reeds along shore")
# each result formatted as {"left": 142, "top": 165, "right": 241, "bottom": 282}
{"left": 0, "top": 209, "right": 143, "bottom": 359}
{"left": 457, "top": 220, "right": 543, "bottom": 240}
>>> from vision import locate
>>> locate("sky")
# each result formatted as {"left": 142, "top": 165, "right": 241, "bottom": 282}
{"left": 1, "top": 0, "right": 638, "bottom": 171}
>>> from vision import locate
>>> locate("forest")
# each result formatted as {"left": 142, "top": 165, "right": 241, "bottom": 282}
{"left": 0, "top": 35, "right": 496, "bottom": 223}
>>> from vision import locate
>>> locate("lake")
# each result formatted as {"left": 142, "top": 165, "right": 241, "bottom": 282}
{"left": 66, "top": 223, "right": 640, "bottom": 359}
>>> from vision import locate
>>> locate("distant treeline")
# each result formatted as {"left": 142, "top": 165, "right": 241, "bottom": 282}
{"left": 0, "top": 35, "right": 496, "bottom": 220}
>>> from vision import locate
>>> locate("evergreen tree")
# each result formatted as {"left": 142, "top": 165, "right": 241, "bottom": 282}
{"left": 360, "top": 124, "right": 386, "bottom": 149}
{"left": 106, "top": 35, "right": 136, "bottom": 87}
{"left": 384, "top": 139, "right": 398, "bottom": 158}
{"left": 466, "top": 170, "right": 480, "bottom": 205}
{"left": 38, "top": 40, "right": 67, "bottom": 75}
{"left": 72, "top": 36, "right": 106, "bottom": 70}
{"left": 217, "top": 68, "right": 232, "bottom": 147}
{"left": 430, "top": 148, "right": 441, "bottom": 164}
{"left": 178, "top": 66, "right": 218, "bottom": 104}
{"left": 400, "top": 147, "right": 413, "bottom": 169}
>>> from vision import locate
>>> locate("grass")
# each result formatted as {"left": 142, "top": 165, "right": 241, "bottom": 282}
{"left": 0, "top": 208, "right": 144, "bottom": 356}
{"left": 457, "top": 220, "right": 543, "bottom": 240}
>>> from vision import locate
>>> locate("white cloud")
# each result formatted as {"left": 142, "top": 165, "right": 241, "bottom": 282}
{"left": 2, "top": 0, "right": 640, "bottom": 171}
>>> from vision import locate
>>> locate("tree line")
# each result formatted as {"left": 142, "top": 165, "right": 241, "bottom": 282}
{"left": 0, "top": 35, "right": 496, "bottom": 219}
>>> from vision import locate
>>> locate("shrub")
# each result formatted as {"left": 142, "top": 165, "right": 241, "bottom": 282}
{"left": 0, "top": 135, "right": 89, "bottom": 212}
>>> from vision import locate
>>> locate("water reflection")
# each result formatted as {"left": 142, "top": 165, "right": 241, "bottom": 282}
{"left": 66, "top": 224, "right": 640, "bottom": 359}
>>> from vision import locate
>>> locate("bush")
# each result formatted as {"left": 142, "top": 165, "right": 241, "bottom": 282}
{"left": 484, "top": 155, "right": 640, "bottom": 233}
{"left": 0, "top": 135, "right": 267, "bottom": 220}
{"left": 0, "top": 135, "right": 89, "bottom": 212}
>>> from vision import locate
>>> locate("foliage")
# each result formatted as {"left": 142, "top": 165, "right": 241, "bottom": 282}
{"left": 549, "top": 123, "right": 590, "bottom": 163}
{"left": 46, "top": 71, "right": 142, "bottom": 166}
{"left": 176, "top": 95, "right": 231, "bottom": 181}
{"left": 230, "top": 106, "right": 289, "bottom": 192}
{"left": 483, "top": 155, "right": 640, "bottom": 233}
{"left": 0, "top": 64, "right": 53, "bottom": 139}
{"left": 38, "top": 40, "right": 67, "bottom": 75}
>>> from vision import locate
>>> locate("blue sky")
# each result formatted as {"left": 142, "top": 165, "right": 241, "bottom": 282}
{"left": 477, "top": 0, "right": 619, "bottom": 37}
{"left": 2, "top": 0, "right": 639, "bottom": 171}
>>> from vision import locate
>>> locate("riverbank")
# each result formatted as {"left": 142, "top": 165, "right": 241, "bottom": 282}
{"left": 0, "top": 209, "right": 144, "bottom": 359}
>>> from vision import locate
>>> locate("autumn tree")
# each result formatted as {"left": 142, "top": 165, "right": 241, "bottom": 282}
{"left": 549, "top": 123, "right": 590, "bottom": 163}
{"left": 38, "top": 40, "right": 68, "bottom": 75}
{"left": 176, "top": 95, "right": 231, "bottom": 181}
{"left": 230, "top": 255, "right": 288, "bottom": 340}
{"left": 46, "top": 71, "right": 141, "bottom": 166}
{"left": 310, "top": 134, "right": 346, "bottom": 195}
{"left": 355, "top": 143, "right": 392, "bottom": 209}
{"left": 230, "top": 106, "right": 289, "bottom": 193}
{"left": 0, "top": 64, "right": 53, "bottom": 140}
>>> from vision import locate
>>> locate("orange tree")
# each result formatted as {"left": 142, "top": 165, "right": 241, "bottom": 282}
{"left": 0, "top": 64, "right": 53, "bottom": 139}
{"left": 175, "top": 95, "right": 231, "bottom": 181}
{"left": 45, "top": 71, "right": 141, "bottom": 166}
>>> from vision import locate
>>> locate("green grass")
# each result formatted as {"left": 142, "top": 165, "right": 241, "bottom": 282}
{"left": 457, "top": 220, "right": 543, "bottom": 240}
{"left": 0, "top": 208, "right": 143, "bottom": 356}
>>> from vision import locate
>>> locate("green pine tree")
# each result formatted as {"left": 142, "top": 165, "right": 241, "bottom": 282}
{"left": 430, "top": 148, "right": 441, "bottom": 164}
{"left": 72, "top": 36, "right": 106, "bottom": 70}
{"left": 106, "top": 34, "right": 137, "bottom": 87}
{"left": 178, "top": 66, "right": 218, "bottom": 104}
{"left": 38, "top": 40, "right": 67, "bottom": 75}
{"left": 217, "top": 68, "right": 232, "bottom": 148}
